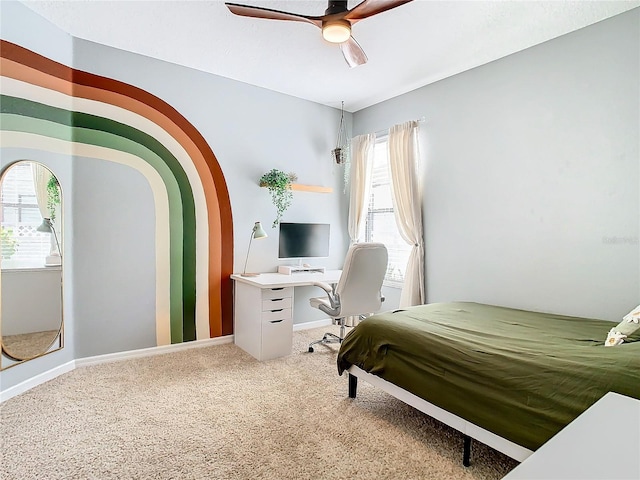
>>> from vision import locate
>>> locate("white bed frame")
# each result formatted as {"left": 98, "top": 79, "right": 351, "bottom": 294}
{"left": 346, "top": 365, "right": 533, "bottom": 465}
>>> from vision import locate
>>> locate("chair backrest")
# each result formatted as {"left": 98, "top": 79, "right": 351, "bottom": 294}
{"left": 334, "top": 242, "right": 388, "bottom": 318}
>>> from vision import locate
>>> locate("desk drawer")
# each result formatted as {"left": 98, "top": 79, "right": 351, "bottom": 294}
{"left": 261, "top": 316, "right": 293, "bottom": 360}
{"left": 262, "top": 297, "right": 292, "bottom": 311}
{"left": 262, "top": 287, "right": 293, "bottom": 300}
{"left": 261, "top": 308, "right": 292, "bottom": 323}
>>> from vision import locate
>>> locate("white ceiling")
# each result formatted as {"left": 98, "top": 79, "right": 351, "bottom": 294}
{"left": 22, "top": 0, "right": 639, "bottom": 112}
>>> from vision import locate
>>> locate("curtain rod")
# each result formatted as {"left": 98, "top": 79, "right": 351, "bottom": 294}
{"left": 371, "top": 116, "right": 425, "bottom": 138}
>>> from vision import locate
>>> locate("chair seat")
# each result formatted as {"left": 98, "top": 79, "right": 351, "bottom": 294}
{"left": 307, "top": 242, "right": 388, "bottom": 353}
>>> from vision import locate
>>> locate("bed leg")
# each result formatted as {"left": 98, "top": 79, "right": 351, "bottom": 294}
{"left": 463, "top": 435, "right": 471, "bottom": 467}
{"left": 348, "top": 374, "right": 358, "bottom": 398}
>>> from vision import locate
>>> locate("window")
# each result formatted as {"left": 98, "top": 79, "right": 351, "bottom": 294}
{"left": 365, "top": 139, "right": 412, "bottom": 287}
{"left": 1, "top": 163, "right": 52, "bottom": 269}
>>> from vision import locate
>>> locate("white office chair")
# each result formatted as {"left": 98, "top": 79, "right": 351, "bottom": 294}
{"left": 308, "top": 242, "right": 388, "bottom": 352}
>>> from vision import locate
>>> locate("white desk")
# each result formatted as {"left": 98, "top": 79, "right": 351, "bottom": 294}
{"left": 231, "top": 270, "right": 342, "bottom": 361}
{"left": 503, "top": 392, "right": 640, "bottom": 480}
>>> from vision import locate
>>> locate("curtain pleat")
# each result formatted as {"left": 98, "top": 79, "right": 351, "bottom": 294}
{"left": 31, "top": 162, "right": 50, "bottom": 219}
{"left": 345, "top": 133, "right": 376, "bottom": 326}
{"left": 388, "top": 121, "right": 425, "bottom": 307}
{"left": 348, "top": 134, "right": 376, "bottom": 243}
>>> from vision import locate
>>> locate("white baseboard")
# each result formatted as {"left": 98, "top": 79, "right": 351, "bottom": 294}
{"left": 76, "top": 335, "right": 235, "bottom": 367}
{"left": 0, "top": 360, "right": 75, "bottom": 403}
{"left": 1, "top": 335, "right": 234, "bottom": 403}
{"left": 293, "top": 318, "right": 333, "bottom": 331}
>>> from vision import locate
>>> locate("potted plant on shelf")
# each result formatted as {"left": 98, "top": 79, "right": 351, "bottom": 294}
{"left": 259, "top": 169, "right": 297, "bottom": 227}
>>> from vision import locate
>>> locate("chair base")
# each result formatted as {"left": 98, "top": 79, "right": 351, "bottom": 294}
{"left": 308, "top": 332, "right": 343, "bottom": 352}
{"left": 307, "top": 314, "right": 372, "bottom": 352}
{"left": 308, "top": 318, "right": 349, "bottom": 352}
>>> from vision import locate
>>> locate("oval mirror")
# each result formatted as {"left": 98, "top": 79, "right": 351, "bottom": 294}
{"left": 1, "top": 161, "right": 63, "bottom": 368}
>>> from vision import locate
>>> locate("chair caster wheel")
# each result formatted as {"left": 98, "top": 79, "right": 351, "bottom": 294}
{"left": 308, "top": 347, "right": 314, "bottom": 353}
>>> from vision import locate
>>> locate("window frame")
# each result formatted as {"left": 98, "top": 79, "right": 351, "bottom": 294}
{"left": 364, "top": 136, "right": 412, "bottom": 289}
{"left": 1, "top": 162, "right": 55, "bottom": 270}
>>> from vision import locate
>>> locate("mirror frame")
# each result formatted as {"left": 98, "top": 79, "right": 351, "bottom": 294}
{"left": 0, "top": 160, "right": 64, "bottom": 370}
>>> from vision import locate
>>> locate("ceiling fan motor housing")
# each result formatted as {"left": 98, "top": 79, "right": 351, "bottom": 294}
{"left": 325, "top": 0, "right": 349, "bottom": 16}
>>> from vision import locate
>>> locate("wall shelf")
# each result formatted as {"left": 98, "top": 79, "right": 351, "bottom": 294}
{"left": 290, "top": 184, "right": 333, "bottom": 193}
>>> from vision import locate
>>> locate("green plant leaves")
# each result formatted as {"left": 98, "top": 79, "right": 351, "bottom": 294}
{"left": 259, "top": 169, "right": 296, "bottom": 227}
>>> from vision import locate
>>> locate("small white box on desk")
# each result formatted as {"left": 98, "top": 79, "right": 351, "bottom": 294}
{"left": 278, "top": 265, "right": 326, "bottom": 275}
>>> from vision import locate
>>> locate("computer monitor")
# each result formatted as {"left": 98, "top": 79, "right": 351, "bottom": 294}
{"left": 278, "top": 222, "right": 330, "bottom": 260}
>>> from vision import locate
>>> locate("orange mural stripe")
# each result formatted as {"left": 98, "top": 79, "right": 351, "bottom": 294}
{"left": 1, "top": 40, "right": 234, "bottom": 337}
{"left": 0, "top": 58, "right": 73, "bottom": 97}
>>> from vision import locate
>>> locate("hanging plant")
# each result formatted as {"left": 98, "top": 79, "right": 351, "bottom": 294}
{"left": 259, "top": 169, "right": 297, "bottom": 227}
{"left": 332, "top": 101, "right": 350, "bottom": 193}
{"left": 47, "top": 175, "right": 61, "bottom": 221}
{"left": 332, "top": 103, "right": 348, "bottom": 165}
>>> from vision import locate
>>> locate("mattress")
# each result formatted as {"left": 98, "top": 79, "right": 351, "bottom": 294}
{"left": 337, "top": 302, "right": 640, "bottom": 451}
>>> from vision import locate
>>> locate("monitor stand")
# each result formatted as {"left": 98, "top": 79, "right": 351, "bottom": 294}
{"left": 278, "top": 264, "right": 326, "bottom": 275}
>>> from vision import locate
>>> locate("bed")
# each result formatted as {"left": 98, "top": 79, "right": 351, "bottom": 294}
{"left": 336, "top": 302, "right": 640, "bottom": 463}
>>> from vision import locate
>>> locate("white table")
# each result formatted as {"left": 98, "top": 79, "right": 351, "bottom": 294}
{"left": 230, "top": 270, "right": 341, "bottom": 361}
{"left": 503, "top": 392, "right": 640, "bottom": 480}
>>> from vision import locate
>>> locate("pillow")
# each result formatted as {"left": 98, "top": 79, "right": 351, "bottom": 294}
{"left": 604, "top": 305, "right": 640, "bottom": 347}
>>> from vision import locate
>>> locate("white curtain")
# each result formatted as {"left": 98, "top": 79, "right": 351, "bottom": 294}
{"left": 388, "top": 121, "right": 425, "bottom": 307}
{"left": 344, "top": 133, "right": 375, "bottom": 326}
{"left": 348, "top": 133, "right": 376, "bottom": 243}
{"left": 31, "top": 162, "right": 50, "bottom": 220}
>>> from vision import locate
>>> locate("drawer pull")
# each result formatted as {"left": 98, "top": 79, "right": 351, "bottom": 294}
{"left": 270, "top": 309, "right": 283, "bottom": 313}
{"left": 271, "top": 287, "right": 285, "bottom": 291}
{"left": 270, "top": 298, "right": 283, "bottom": 302}
{"left": 270, "top": 319, "right": 283, "bottom": 323}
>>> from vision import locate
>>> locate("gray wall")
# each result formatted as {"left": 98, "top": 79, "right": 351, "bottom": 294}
{"left": 354, "top": 9, "right": 639, "bottom": 321}
{"left": 1, "top": 1, "right": 74, "bottom": 67}
{"left": 72, "top": 159, "right": 157, "bottom": 357}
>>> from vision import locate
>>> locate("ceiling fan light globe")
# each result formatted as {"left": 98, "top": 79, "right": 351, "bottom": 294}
{"left": 322, "top": 21, "right": 351, "bottom": 43}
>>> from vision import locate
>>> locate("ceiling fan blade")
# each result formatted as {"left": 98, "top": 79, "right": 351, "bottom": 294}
{"left": 340, "top": 37, "right": 368, "bottom": 68}
{"left": 225, "top": 3, "right": 322, "bottom": 28}
{"left": 345, "top": 0, "right": 413, "bottom": 23}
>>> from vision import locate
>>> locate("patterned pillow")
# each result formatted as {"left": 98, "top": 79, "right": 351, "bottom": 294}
{"left": 604, "top": 305, "right": 640, "bottom": 346}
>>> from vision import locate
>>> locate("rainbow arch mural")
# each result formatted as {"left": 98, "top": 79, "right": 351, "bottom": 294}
{"left": 0, "top": 40, "right": 234, "bottom": 345}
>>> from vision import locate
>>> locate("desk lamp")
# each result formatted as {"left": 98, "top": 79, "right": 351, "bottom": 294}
{"left": 37, "top": 217, "right": 62, "bottom": 266}
{"left": 242, "top": 221, "right": 267, "bottom": 277}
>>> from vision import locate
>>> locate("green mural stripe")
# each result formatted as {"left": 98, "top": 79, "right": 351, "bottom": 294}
{"left": 74, "top": 113, "right": 197, "bottom": 342}
{"left": 0, "top": 111, "right": 73, "bottom": 142}
{"left": 1, "top": 94, "right": 197, "bottom": 343}
{"left": 67, "top": 69, "right": 231, "bottom": 337}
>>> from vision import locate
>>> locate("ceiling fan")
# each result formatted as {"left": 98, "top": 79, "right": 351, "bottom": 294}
{"left": 225, "top": 0, "right": 414, "bottom": 68}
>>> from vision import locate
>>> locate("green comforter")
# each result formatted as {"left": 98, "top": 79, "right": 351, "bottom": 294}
{"left": 337, "top": 302, "right": 640, "bottom": 451}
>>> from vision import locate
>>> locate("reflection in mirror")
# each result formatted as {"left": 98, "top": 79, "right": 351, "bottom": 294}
{"left": 1, "top": 161, "right": 63, "bottom": 369}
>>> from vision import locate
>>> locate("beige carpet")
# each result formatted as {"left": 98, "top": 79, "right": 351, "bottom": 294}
{"left": 0, "top": 326, "right": 518, "bottom": 479}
